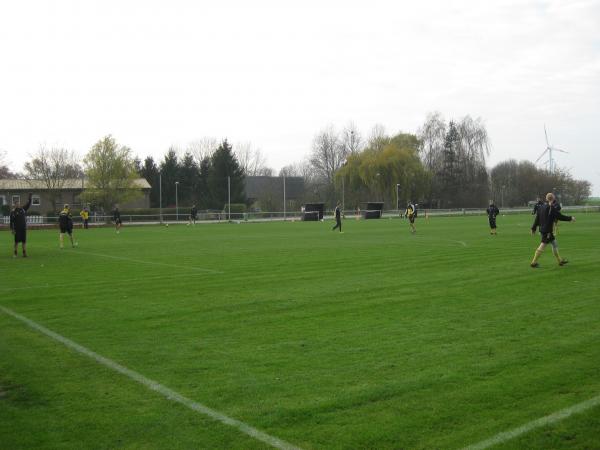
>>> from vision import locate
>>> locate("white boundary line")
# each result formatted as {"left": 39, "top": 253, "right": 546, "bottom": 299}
{"left": 0, "top": 305, "right": 301, "bottom": 450}
{"left": 463, "top": 394, "right": 600, "bottom": 450}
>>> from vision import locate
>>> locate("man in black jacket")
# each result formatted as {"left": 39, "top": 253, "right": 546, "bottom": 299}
{"left": 530, "top": 192, "right": 575, "bottom": 268}
{"left": 58, "top": 204, "right": 76, "bottom": 249}
{"left": 9, "top": 193, "right": 32, "bottom": 257}
{"left": 331, "top": 201, "right": 343, "bottom": 233}
{"left": 486, "top": 201, "right": 500, "bottom": 235}
{"left": 113, "top": 206, "right": 122, "bottom": 234}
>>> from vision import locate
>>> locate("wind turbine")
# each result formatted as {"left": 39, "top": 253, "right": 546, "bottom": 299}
{"left": 535, "top": 125, "right": 568, "bottom": 173}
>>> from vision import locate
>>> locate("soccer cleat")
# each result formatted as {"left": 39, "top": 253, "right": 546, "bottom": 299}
{"left": 559, "top": 259, "right": 569, "bottom": 266}
{"left": 530, "top": 262, "right": 539, "bottom": 268}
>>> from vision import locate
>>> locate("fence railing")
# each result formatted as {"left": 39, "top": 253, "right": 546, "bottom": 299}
{"left": 1, "top": 205, "right": 598, "bottom": 227}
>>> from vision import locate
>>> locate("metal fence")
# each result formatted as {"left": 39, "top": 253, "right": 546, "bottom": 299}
{"left": 1, "top": 205, "right": 598, "bottom": 227}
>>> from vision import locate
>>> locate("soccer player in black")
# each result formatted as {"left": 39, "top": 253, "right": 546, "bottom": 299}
{"left": 58, "top": 204, "right": 76, "bottom": 248}
{"left": 189, "top": 205, "right": 198, "bottom": 225}
{"left": 530, "top": 192, "right": 575, "bottom": 268}
{"left": 532, "top": 196, "right": 544, "bottom": 216}
{"left": 486, "top": 201, "right": 500, "bottom": 235}
{"left": 113, "top": 206, "right": 122, "bottom": 233}
{"left": 9, "top": 193, "right": 32, "bottom": 257}
{"left": 331, "top": 201, "right": 343, "bottom": 233}
{"left": 405, "top": 202, "right": 417, "bottom": 234}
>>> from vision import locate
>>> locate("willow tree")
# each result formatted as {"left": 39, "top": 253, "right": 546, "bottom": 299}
{"left": 336, "top": 132, "right": 430, "bottom": 208}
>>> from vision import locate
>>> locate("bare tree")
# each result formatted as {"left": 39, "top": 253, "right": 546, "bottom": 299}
{"left": 0, "top": 150, "right": 15, "bottom": 178}
{"left": 340, "top": 122, "right": 363, "bottom": 155}
{"left": 367, "top": 124, "right": 388, "bottom": 152}
{"left": 279, "top": 160, "right": 315, "bottom": 181}
{"left": 235, "top": 142, "right": 273, "bottom": 176}
{"left": 186, "top": 137, "right": 218, "bottom": 165}
{"left": 309, "top": 125, "right": 347, "bottom": 184}
{"left": 24, "top": 146, "right": 82, "bottom": 211}
{"left": 418, "top": 111, "right": 446, "bottom": 172}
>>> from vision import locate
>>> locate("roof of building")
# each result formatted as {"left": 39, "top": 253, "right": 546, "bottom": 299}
{"left": 0, "top": 178, "right": 151, "bottom": 190}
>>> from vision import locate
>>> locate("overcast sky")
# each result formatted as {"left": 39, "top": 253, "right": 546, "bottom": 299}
{"left": 1, "top": 0, "right": 599, "bottom": 194}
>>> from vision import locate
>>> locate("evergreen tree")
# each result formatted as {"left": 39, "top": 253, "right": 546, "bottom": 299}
{"left": 159, "top": 148, "right": 179, "bottom": 207}
{"left": 197, "top": 157, "right": 211, "bottom": 209}
{"left": 207, "top": 140, "right": 245, "bottom": 209}
{"left": 178, "top": 152, "right": 200, "bottom": 206}
{"left": 140, "top": 156, "right": 160, "bottom": 207}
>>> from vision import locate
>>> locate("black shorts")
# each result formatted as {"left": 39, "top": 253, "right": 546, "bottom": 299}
{"left": 541, "top": 232, "right": 555, "bottom": 244}
{"left": 14, "top": 229, "right": 26, "bottom": 243}
{"left": 115, "top": 219, "right": 122, "bottom": 225}
{"left": 60, "top": 226, "right": 73, "bottom": 235}
{"left": 408, "top": 215, "right": 415, "bottom": 224}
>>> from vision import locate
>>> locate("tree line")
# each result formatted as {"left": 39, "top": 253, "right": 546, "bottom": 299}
{"left": 284, "top": 114, "right": 591, "bottom": 209}
{"left": 1, "top": 113, "right": 592, "bottom": 212}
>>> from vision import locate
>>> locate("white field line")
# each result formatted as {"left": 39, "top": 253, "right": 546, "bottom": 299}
{"left": 0, "top": 305, "right": 301, "bottom": 450}
{"left": 62, "top": 249, "right": 224, "bottom": 274}
{"left": 463, "top": 394, "right": 600, "bottom": 450}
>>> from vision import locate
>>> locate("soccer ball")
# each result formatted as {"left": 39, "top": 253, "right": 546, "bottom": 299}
{"left": 166, "top": 223, "right": 169, "bottom": 227}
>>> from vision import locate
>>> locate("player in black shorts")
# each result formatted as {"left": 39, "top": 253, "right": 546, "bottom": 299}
{"left": 58, "top": 204, "right": 76, "bottom": 248}
{"left": 331, "top": 201, "right": 343, "bottom": 233}
{"left": 405, "top": 202, "right": 417, "bottom": 234}
{"left": 9, "top": 193, "right": 32, "bottom": 257}
{"left": 113, "top": 206, "right": 122, "bottom": 233}
{"left": 530, "top": 192, "right": 575, "bottom": 268}
{"left": 486, "top": 201, "right": 499, "bottom": 235}
{"left": 189, "top": 205, "right": 198, "bottom": 225}
{"left": 532, "top": 196, "right": 543, "bottom": 216}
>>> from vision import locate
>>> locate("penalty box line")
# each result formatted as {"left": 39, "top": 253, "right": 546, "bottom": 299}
{"left": 0, "top": 305, "right": 301, "bottom": 450}
{"left": 463, "top": 394, "right": 600, "bottom": 450}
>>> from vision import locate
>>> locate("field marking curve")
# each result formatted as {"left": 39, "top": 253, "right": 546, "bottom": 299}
{"left": 462, "top": 393, "right": 600, "bottom": 450}
{"left": 0, "top": 305, "right": 301, "bottom": 450}
{"left": 64, "top": 249, "right": 224, "bottom": 274}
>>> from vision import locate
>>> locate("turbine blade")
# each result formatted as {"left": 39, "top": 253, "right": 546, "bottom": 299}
{"left": 535, "top": 149, "right": 548, "bottom": 164}
{"left": 551, "top": 147, "right": 569, "bottom": 154}
{"left": 544, "top": 125, "right": 550, "bottom": 147}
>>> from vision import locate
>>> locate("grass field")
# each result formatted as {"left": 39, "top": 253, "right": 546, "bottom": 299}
{"left": 1, "top": 212, "right": 599, "bottom": 449}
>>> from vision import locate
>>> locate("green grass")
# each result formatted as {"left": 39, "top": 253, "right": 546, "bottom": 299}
{"left": 1, "top": 213, "right": 599, "bottom": 449}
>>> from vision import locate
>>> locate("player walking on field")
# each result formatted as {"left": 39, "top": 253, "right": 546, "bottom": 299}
{"left": 332, "top": 201, "right": 343, "bottom": 233}
{"left": 405, "top": 202, "right": 417, "bottom": 234}
{"left": 530, "top": 192, "right": 575, "bottom": 268}
{"left": 189, "top": 205, "right": 198, "bottom": 225}
{"left": 113, "top": 206, "right": 122, "bottom": 233}
{"left": 532, "top": 196, "right": 544, "bottom": 216}
{"left": 9, "top": 193, "right": 32, "bottom": 257}
{"left": 486, "top": 201, "right": 500, "bottom": 235}
{"left": 80, "top": 206, "right": 90, "bottom": 229}
{"left": 59, "top": 204, "right": 76, "bottom": 248}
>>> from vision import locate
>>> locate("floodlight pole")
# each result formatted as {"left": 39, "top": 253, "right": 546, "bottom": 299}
{"left": 175, "top": 181, "right": 179, "bottom": 221}
{"left": 342, "top": 176, "right": 345, "bottom": 215}
{"left": 159, "top": 173, "right": 163, "bottom": 223}
{"left": 283, "top": 175, "right": 286, "bottom": 221}
{"left": 396, "top": 184, "right": 400, "bottom": 215}
{"left": 227, "top": 176, "right": 231, "bottom": 221}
